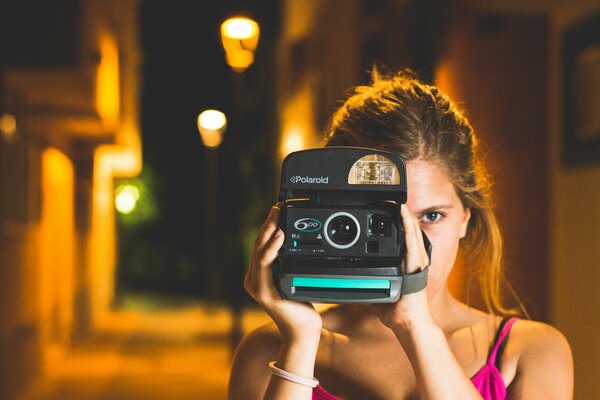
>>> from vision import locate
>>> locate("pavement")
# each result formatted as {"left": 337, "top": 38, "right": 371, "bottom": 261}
{"left": 13, "top": 299, "right": 273, "bottom": 400}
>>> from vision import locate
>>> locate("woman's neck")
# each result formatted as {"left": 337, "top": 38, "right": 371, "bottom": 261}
{"left": 428, "top": 287, "right": 484, "bottom": 333}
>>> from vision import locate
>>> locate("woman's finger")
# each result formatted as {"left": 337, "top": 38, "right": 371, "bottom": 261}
{"left": 254, "top": 203, "right": 283, "bottom": 251}
{"left": 401, "top": 205, "right": 428, "bottom": 274}
{"left": 255, "top": 229, "right": 285, "bottom": 302}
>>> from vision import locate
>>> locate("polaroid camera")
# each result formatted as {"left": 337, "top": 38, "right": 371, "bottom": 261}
{"left": 274, "top": 147, "right": 431, "bottom": 303}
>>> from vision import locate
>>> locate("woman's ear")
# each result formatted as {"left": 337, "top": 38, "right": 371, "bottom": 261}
{"left": 459, "top": 207, "right": 471, "bottom": 239}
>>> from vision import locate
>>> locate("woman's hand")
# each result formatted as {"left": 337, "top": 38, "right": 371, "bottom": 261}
{"left": 244, "top": 203, "right": 323, "bottom": 343}
{"left": 371, "top": 205, "right": 434, "bottom": 333}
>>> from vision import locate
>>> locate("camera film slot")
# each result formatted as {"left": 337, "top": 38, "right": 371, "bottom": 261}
{"left": 291, "top": 277, "right": 391, "bottom": 301}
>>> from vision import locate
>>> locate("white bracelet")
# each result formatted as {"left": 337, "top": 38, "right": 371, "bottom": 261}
{"left": 268, "top": 361, "right": 319, "bottom": 388}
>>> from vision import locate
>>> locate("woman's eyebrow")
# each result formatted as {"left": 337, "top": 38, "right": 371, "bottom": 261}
{"left": 413, "top": 204, "right": 454, "bottom": 215}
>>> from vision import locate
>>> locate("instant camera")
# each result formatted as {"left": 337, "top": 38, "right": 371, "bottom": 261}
{"left": 274, "top": 147, "right": 431, "bottom": 303}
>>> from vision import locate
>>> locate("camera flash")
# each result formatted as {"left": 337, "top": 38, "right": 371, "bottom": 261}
{"left": 348, "top": 155, "right": 400, "bottom": 185}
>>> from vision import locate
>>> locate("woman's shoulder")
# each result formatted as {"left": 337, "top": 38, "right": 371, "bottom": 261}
{"left": 229, "top": 322, "right": 281, "bottom": 399}
{"left": 234, "top": 321, "right": 281, "bottom": 361}
{"left": 508, "top": 318, "right": 572, "bottom": 362}
{"left": 502, "top": 318, "right": 573, "bottom": 397}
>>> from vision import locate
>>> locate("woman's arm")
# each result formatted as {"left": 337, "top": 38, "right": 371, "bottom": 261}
{"left": 392, "top": 312, "right": 483, "bottom": 400}
{"left": 229, "top": 323, "right": 322, "bottom": 400}
{"left": 229, "top": 204, "right": 323, "bottom": 400}
{"left": 373, "top": 206, "right": 483, "bottom": 399}
{"left": 264, "top": 332, "right": 321, "bottom": 399}
{"left": 229, "top": 325, "right": 279, "bottom": 399}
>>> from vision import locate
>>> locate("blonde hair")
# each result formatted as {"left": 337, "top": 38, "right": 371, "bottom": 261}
{"left": 324, "top": 69, "right": 523, "bottom": 316}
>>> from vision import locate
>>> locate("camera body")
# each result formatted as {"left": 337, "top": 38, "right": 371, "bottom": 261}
{"left": 274, "top": 147, "right": 430, "bottom": 303}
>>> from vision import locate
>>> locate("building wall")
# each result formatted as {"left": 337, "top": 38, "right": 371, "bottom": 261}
{"left": 0, "top": 99, "right": 43, "bottom": 398}
{"left": 549, "top": 2, "right": 600, "bottom": 399}
{"left": 435, "top": 5, "right": 551, "bottom": 320}
{"left": 277, "top": 0, "right": 361, "bottom": 160}
{"left": 0, "top": 0, "right": 142, "bottom": 397}
{"left": 39, "top": 148, "right": 75, "bottom": 373}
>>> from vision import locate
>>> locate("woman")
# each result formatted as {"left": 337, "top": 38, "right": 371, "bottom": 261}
{"left": 229, "top": 70, "right": 573, "bottom": 399}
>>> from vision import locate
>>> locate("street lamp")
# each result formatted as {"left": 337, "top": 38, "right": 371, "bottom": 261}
{"left": 220, "top": 16, "right": 260, "bottom": 355}
{"left": 220, "top": 17, "right": 260, "bottom": 73}
{"left": 198, "top": 109, "right": 227, "bottom": 302}
{"left": 198, "top": 109, "right": 227, "bottom": 148}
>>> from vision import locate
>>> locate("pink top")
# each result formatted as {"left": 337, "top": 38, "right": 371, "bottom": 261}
{"left": 313, "top": 317, "right": 519, "bottom": 400}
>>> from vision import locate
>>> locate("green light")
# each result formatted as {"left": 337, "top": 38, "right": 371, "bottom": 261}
{"left": 115, "top": 184, "right": 139, "bottom": 214}
{"left": 292, "top": 277, "right": 390, "bottom": 290}
{"left": 293, "top": 240, "right": 298, "bottom": 248}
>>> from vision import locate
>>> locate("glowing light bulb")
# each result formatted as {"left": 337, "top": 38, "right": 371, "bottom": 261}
{"left": 198, "top": 110, "right": 227, "bottom": 148}
{"left": 198, "top": 110, "right": 227, "bottom": 131}
{"left": 222, "top": 18, "right": 257, "bottom": 40}
{"left": 115, "top": 184, "right": 139, "bottom": 214}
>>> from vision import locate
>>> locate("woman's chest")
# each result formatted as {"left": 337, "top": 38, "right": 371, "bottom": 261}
{"left": 314, "top": 333, "right": 488, "bottom": 400}
{"left": 315, "top": 337, "right": 417, "bottom": 399}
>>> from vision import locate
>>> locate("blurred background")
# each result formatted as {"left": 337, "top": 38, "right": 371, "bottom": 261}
{"left": 1, "top": 0, "right": 599, "bottom": 399}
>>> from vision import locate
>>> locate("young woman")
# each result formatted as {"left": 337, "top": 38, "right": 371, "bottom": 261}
{"left": 228, "top": 71, "right": 573, "bottom": 399}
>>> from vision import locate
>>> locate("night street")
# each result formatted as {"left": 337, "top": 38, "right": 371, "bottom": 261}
{"left": 15, "top": 302, "right": 271, "bottom": 400}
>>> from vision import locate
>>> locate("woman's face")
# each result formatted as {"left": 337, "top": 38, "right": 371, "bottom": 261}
{"left": 405, "top": 159, "right": 470, "bottom": 298}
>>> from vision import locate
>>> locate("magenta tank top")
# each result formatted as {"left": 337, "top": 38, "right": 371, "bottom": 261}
{"left": 312, "top": 317, "right": 519, "bottom": 400}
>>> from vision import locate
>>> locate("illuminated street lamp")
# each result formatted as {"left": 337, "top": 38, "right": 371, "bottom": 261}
{"left": 220, "top": 17, "right": 260, "bottom": 73}
{"left": 197, "top": 109, "right": 227, "bottom": 148}
{"left": 220, "top": 16, "right": 260, "bottom": 354}
{"left": 198, "top": 109, "right": 227, "bottom": 306}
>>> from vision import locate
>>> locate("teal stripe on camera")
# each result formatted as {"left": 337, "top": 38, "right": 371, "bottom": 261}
{"left": 292, "top": 277, "right": 391, "bottom": 290}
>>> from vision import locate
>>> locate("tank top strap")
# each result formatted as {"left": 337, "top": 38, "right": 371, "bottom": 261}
{"left": 487, "top": 316, "right": 519, "bottom": 365}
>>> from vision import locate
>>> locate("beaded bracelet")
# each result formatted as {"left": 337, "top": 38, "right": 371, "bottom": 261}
{"left": 268, "top": 361, "right": 319, "bottom": 388}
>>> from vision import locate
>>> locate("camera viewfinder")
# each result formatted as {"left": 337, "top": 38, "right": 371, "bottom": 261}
{"left": 368, "top": 214, "right": 391, "bottom": 236}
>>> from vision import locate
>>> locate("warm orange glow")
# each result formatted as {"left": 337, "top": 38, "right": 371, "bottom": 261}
{"left": 90, "top": 143, "right": 141, "bottom": 328}
{"left": 222, "top": 18, "right": 258, "bottom": 39}
{"left": 198, "top": 110, "right": 227, "bottom": 148}
{"left": 0, "top": 113, "right": 17, "bottom": 142}
{"left": 280, "top": 127, "right": 305, "bottom": 158}
{"left": 221, "top": 17, "right": 260, "bottom": 73}
{"left": 96, "top": 145, "right": 142, "bottom": 178}
{"left": 434, "top": 60, "right": 464, "bottom": 300}
{"left": 91, "top": 149, "right": 117, "bottom": 328}
{"left": 198, "top": 109, "right": 227, "bottom": 131}
{"left": 40, "top": 148, "right": 75, "bottom": 373}
{"left": 279, "top": 84, "right": 318, "bottom": 159}
{"left": 96, "top": 32, "right": 120, "bottom": 125}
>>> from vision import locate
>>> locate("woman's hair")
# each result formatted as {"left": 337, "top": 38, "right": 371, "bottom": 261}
{"left": 323, "top": 68, "right": 520, "bottom": 316}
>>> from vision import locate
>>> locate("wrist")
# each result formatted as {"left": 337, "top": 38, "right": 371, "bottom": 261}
{"left": 276, "top": 333, "right": 321, "bottom": 378}
{"left": 280, "top": 328, "right": 321, "bottom": 351}
{"left": 391, "top": 315, "right": 440, "bottom": 343}
{"left": 277, "top": 320, "right": 322, "bottom": 344}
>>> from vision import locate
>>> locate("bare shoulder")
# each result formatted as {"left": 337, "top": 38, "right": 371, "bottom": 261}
{"left": 505, "top": 319, "right": 573, "bottom": 399}
{"left": 509, "top": 319, "right": 572, "bottom": 362}
{"left": 234, "top": 321, "right": 281, "bottom": 359}
{"left": 228, "top": 322, "right": 281, "bottom": 400}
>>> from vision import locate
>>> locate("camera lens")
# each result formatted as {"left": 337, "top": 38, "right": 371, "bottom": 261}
{"left": 324, "top": 212, "right": 360, "bottom": 249}
{"left": 369, "top": 214, "right": 390, "bottom": 236}
{"left": 329, "top": 216, "right": 357, "bottom": 244}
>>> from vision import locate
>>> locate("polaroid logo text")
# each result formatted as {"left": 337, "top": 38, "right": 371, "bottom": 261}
{"left": 290, "top": 176, "right": 329, "bottom": 184}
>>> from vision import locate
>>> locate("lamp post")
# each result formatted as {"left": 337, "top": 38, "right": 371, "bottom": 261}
{"left": 220, "top": 16, "right": 259, "bottom": 354}
{"left": 221, "top": 17, "right": 260, "bottom": 73}
{"left": 197, "top": 109, "right": 227, "bottom": 302}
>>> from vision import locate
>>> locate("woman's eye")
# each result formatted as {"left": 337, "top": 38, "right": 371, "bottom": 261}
{"left": 421, "top": 212, "right": 442, "bottom": 223}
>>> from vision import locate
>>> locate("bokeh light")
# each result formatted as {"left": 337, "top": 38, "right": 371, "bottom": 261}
{"left": 115, "top": 184, "right": 140, "bottom": 214}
